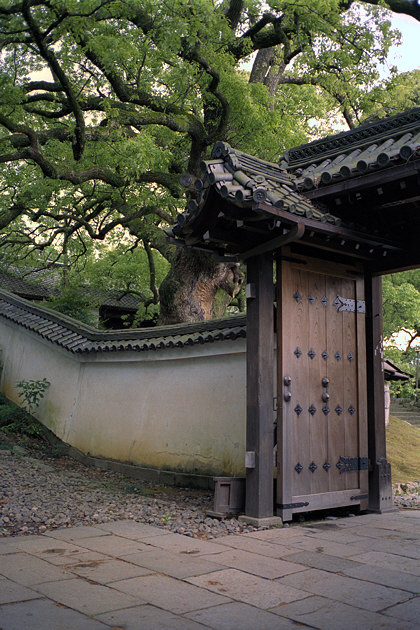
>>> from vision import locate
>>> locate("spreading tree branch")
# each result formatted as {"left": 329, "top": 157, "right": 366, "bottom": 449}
{"left": 21, "top": 0, "right": 86, "bottom": 160}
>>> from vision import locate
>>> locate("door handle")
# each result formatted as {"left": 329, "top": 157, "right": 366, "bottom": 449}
{"left": 322, "top": 377, "right": 329, "bottom": 403}
{"left": 284, "top": 375, "right": 292, "bottom": 402}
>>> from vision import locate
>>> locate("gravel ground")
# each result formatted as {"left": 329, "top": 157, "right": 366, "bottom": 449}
{"left": 0, "top": 436, "right": 259, "bottom": 539}
{"left": 392, "top": 481, "right": 420, "bottom": 510}
{"left": 1, "top": 434, "right": 419, "bottom": 539}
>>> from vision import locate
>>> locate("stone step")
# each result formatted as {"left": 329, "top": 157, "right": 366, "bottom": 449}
{"left": 389, "top": 400, "right": 420, "bottom": 427}
{"left": 390, "top": 409, "right": 420, "bottom": 418}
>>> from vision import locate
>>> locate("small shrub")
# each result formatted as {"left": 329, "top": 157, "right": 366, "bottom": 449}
{"left": 16, "top": 378, "right": 50, "bottom": 414}
{"left": 0, "top": 404, "right": 20, "bottom": 428}
{"left": 0, "top": 391, "right": 46, "bottom": 440}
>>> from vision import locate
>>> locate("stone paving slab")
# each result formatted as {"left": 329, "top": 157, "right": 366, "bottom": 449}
{"left": 69, "top": 557, "right": 154, "bottom": 583}
{"left": 70, "top": 533, "right": 150, "bottom": 556}
{"left": 0, "top": 511, "right": 419, "bottom": 629}
{"left": 273, "top": 535, "right": 365, "bottom": 557}
{"left": 383, "top": 596, "right": 420, "bottom": 623}
{"left": 350, "top": 550, "right": 420, "bottom": 576}
{"left": 0, "top": 598, "right": 110, "bottom": 630}
{"left": 10, "top": 536, "right": 83, "bottom": 555}
{"left": 43, "top": 525, "right": 110, "bottom": 541}
{"left": 277, "top": 567, "right": 411, "bottom": 612}
{"left": 347, "top": 525, "right": 420, "bottom": 540}
{"left": 355, "top": 538, "right": 420, "bottom": 559}
{"left": 0, "top": 552, "right": 72, "bottom": 586}
{"left": 241, "top": 527, "right": 312, "bottom": 543}
{"left": 341, "top": 563, "right": 420, "bottom": 594}
{"left": 187, "top": 568, "right": 309, "bottom": 609}
{"left": 96, "top": 519, "right": 168, "bottom": 539}
{"left": 185, "top": 601, "right": 301, "bottom": 629}
{"left": 0, "top": 541, "right": 20, "bottom": 555}
{"left": 200, "top": 548, "right": 306, "bottom": 579}
{"left": 281, "top": 550, "right": 363, "bottom": 574}
{"left": 271, "top": 594, "right": 410, "bottom": 630}
{"left": 121, "top": 547, "right": 223, "bottom": 579}
{"left": 215, "top": 533, "right": 295, "bottom": 557}
{"left": 98, "top": 603, "right": 209, "bottom": 629}
{"left": 9, "top": 535, "right": 112, "bottom": 568}
{"left": 349, "top": 518, "right": 420, "bottom": 534}
{"left": 39, "top": 549, "right": 110, "bottom": 567}
{"left": 299, "top": 527, "right": 366, "bottom": 545}
{"left": 0, "top": 577, "right": 40, "bottom": 605}
{"left": 400, "top": 510, "right": 420, "bottom": 518}
{"left": 33, "top": 577, "right": 139, "bottom": 616}
{"left": 139, "top": 532, "right": 227, "bottom": 555}
{"left": 110, "top": 573, "right": 230, "bottom": 614}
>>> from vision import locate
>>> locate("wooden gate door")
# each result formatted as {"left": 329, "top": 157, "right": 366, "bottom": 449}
{"left": 276, "top": 253, "right": 368, "bottom": 521}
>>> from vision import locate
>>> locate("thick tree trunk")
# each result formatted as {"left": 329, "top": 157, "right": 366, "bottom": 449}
{"left": 159, "top": 249, "right": 243, "bottom": 324}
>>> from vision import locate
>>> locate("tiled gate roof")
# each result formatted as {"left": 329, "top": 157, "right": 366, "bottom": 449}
{"left": 169, "top": 107, "right": 420, "bottom": 270}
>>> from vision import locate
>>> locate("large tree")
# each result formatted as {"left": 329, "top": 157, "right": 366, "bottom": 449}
{"left": 0, "top": 0, "right": 413, "bottom": 323}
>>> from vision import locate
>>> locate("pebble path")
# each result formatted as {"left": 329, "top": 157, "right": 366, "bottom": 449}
{"left": 1, "top": 440, "right": 419, "bottom": 539}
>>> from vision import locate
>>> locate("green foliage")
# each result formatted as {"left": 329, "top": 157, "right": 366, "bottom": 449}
{"left": 16, "top": 378, "right": 50, "bottom": 415}
{"left": 0, "top": 0, "right": 410, "bottom": 322}
{"left": 43, "top": 282, "right": 99, "bottom": 326}
{"left": 360, "top": 69, "right": 420, "bottom": 122}
{"left": 383, "top": 270, "right": 420, "bottom": 399}
{"left": 383, "top": 271, "right": 420, "bottom": 342}
{"left": 0, "top": 394, "right": 44, "bottom": 438}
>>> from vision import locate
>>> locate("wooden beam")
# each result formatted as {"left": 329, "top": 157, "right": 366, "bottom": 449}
{"left": 365, "top": 273, "right": 394, "bottom": 513}
{"left": 370, "top": 251, "right": 420, "bottom": 275}
{"left": 241, "top": 223, "right": 305, "bottom": 261}
{"left": 254, "top": 203, "right": 402, "bottom": 252}
{"left": 245, "top": 254, "right": 275, "bottom": 519}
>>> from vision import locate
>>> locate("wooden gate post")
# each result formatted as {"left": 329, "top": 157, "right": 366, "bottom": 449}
{"left": 241, "top": 253, "right": 281, "bottom": 525}
{"left": 365, "top": 273, "right": 394, "bottom": 513}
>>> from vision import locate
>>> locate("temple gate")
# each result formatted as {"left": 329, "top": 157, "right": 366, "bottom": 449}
{"left": 169, "top": 107, "right": 420, "bottom": 523}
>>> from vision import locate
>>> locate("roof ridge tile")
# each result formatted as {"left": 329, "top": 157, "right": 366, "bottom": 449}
{"left": 0, "top": 288, "right": 246, "bottom": 354}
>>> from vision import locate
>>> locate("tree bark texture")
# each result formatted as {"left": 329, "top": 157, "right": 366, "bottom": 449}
{"left": 159, "top": 249, "right": 243, "bottom": 324}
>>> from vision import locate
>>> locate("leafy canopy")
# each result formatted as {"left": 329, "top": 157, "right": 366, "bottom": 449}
{"left": 0, "top": 0, "right": 414, "bottom": 322}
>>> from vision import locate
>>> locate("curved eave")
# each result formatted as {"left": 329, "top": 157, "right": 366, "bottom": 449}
{"left": 170, "top": 143, "right": 404, "bottom": 263}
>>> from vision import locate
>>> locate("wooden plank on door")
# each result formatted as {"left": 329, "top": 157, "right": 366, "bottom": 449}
{"left": 341, "top": 276, "right": 359, "bottom": 493}
{"left": 277, "top": 260, "right": 310, "bottom": 520}
{"left": 307, "top": 271, "right": 328, "bottom": 496}
{"left": 326, "top": 275, "right": 346, "bottom": 493}
{"left": 290, "top": 267, "right": 311, "bottom": 501}
{"left": 291, "top": 489, "right": 363, "bottom": 512}
{"left": 355, "top": 275, "right": 369, "bottom": 511}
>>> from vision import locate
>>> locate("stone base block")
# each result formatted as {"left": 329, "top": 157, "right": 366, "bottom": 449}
{"left": 238, "top": 515, "right": 283, "bottom": 528}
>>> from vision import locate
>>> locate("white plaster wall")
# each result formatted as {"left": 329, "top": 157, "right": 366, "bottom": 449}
{"left": 0, "top": 319, "right": 246, "bottom": 476}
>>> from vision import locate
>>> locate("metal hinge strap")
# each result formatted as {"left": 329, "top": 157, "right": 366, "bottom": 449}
{"left": 336, "top": 456, "right": 369, "bottom": 474}
{"left": 277, "top": 501, "right": 309, "bottom": 510}
{"left": 334, "top": 296, "right": 366, "bottom": 313}
{"left": 350, "top": 494, "right": 369, "bottom": 501}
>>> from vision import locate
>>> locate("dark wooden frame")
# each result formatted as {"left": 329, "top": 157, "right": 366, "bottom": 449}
{"left": 365, "top": 273, "right": 393, "bottom": 513}
{"left": 243, "top": 249, "right": 401, "bottom": 520}
{"left": 245, "top": 254, "right": 275, "bottom": 518}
